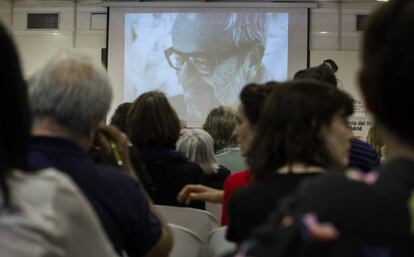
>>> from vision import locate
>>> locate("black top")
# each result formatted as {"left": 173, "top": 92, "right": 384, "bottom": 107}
{"left": 138, "top": 147, "right": 205, "bottom": 210}
{"left": 90, "top": 144, "right": 156, "bottom": 199}
{"left": 204, "top": 165, "right": 231, "bottom": 189}
{"left": 229, "top": 160, "right": 414, "bottom": 257}
{"left": 129, "top": 145, "right": 156, "bottom": 198}
{"left": 227, "top": 172, "right": 320, "bottom": 243}
{"left": 27, "top": 136, "right": 161, "bottom": 257}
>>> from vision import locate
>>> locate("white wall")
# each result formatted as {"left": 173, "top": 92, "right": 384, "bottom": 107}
{"left": 0, "top": 1, "right": 106, "bottom": 77}
{"left": 309, "top": 2, "right": 380, "bottom": 139}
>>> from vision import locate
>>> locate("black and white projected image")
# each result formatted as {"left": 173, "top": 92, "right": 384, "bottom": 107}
{"left": 125, "top": 12, "right": 288, "bottom": 126}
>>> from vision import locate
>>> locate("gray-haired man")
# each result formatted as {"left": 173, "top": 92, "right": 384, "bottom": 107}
{"left": 27, "top": 52, "right": 172, "bottom": 257}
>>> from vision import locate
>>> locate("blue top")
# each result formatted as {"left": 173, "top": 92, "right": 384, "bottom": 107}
{"left": 349, "top": 138, "right": 380, "bottom": 172}
{"left": 27, "top": 136, "right": 161, "bottom": 257}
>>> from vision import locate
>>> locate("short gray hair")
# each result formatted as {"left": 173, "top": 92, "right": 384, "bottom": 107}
{"left": 28, "top": 51, "right": 112, "bottom": 134}
{"left": 176, "top": 128, "right": 219, "bottom": 175}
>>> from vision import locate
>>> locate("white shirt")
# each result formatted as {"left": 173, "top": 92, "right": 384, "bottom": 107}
{"left": 0, "top": 168, "right": 118, "bottom": 257}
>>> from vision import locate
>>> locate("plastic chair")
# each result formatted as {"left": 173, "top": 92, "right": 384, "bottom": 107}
{"left": 168, "top": 223, "right": 204, "bottom": 257}
{"left": 156, "top": 205, "right": 219, "bottom": 240}
{"left": 205, "top": 202, "right": 221, "bottom": 222}
{"left": 207, "top": 226, "right": 236, "bottom": 257}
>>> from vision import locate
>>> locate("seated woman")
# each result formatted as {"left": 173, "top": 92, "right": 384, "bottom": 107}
{"left": 0, "top": 24, "right": 117, "bottom": 257}
{"left": 178, "top": 82, "right": 278, "bottom": 224}
{"left": 366, "top": 124, "right": 387, "bottom": 160}
{"left": 177, "top": 128, "right": 231, "bottom": 189}
{"left": 227, "top": 80, "right": 354, "bottom": 243}
{"left": 109, "top": 102, "right": 156, "bottom": 198}
{"left": 127, "top": 91, "right": 205, "bottom": 209}
{"left": 203, "top": 106, "right": 246, "bottom": 172}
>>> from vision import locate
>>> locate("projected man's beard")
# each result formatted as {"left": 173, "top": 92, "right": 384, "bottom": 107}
{"left": 178, "top": 54, "right": 249, "bottom": 122}
{"left": 204, "top": 55, "right": 248, "bottom": 106}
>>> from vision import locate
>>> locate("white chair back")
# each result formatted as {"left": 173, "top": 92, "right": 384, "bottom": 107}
{"left": 168, "top": 223, "right": 204, "bottom": 257}
{"left": 207, "top": 226, "right": 236, "bottom": 257}
{"left": 156, "top": 205, "right": 219, "bottom": 240}
{"left": 205, "top": 202, "right": 221, "bottom": 222}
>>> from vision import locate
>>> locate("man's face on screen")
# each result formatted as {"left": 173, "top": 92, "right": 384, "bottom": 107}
{"left": 168, "top": 13, "right": 255, "bottom": 107}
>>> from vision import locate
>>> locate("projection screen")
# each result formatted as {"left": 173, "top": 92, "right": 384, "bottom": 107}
{"left": 106, "top": 2, "right": 314, "bottom": 127}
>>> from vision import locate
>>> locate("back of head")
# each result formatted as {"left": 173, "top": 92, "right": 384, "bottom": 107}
{"left": 176, "top": 128, "right": 219, "bottom": 175}
{"left": 128, "top": 91, "right": 181, "bottom": 148}
{"left": 0, "top": 24, "right": 31, "bottom": 205}
{"left": 249, "top": 80, "right": 353, "bottom": 180}
{"left": 28, "top": 51, "right": 112, "bottom": 135}
{"left": 239, "top": 81, "right": 280, "bottom": 125}
{"left": 203, "top": 106, "right": 237, "bottom": 153}
{"left": 361, "top": 0, "right": 414, "bottom": 146}
{"left": 366, "top": 124, "right": 385, "bottom": 158}
{"left": 294, "top": 64, "right": 338, "bottom": 87}
{"left": 110, "top": 102, "right": 132, "bottom": 133}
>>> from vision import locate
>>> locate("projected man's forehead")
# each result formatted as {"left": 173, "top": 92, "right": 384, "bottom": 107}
{"left": 171, "top": 13, "right": 235, "bottom": 54}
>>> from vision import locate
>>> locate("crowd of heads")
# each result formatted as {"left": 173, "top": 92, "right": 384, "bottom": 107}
{"left": 1, "top": 0, "right": 413, "bottom": 255}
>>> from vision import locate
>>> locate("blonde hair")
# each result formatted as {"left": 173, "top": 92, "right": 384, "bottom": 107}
{"left": 176, "top": 128, "right": 219, "bottom": 175}
{"left": 203, "top": 106, "right": 238, "bottom": 153}
{"left": 366, "top": 124, "right": 385, "bottom": 158}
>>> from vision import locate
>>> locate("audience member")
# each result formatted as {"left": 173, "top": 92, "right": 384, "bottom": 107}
{"left": 110, "top": 102, "right": 132, "bottom": 133}
{"left": 294, "top": 62, "right": 380, "bottom": 172}
{"left": 227, "top": 80, "right": 354, "bottom": 243}
{"left": 231, "top": 1, "right": 414, "bottom": 256}
{"left": 109, "top": 102, "right": 156, "bottom": 198}
{"left": 127, "top": 91, "right": 205, "bottom": 209}
{"left": 0, "top": 24, "right": 119, "bottom": 257}
{"left": 366, "top": 124, "right": 386, "bottom": 159}
{"left": 203, "top": 106, "right": 246, "bottom": 172}
{"left": 27, "top": 52, "right": 172, "bottom": 257}
{"left": 177, "top": 128, "right": 231, "bottom": 189}
{"left": 178, "top": 82, "right": 278, "bottom": 225}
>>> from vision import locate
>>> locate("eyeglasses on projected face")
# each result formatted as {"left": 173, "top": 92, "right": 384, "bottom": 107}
{"left": 164, "top": 46, "right": 250, "bottom": 75}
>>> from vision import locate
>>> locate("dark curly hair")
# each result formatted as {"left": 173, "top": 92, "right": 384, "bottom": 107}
{"left": 361, "top": 0, "right": 414, "bottom": 146}
{"left": 248, "top": 80, "right": 353, "bottom": 180}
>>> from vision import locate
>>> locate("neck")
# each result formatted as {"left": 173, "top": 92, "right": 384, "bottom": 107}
{"left": 382, "top": 125, "right": 414, "bottom": 161}
{"left": 386, "top": 138, "right": 414, "bottom": 161}
{"left": 277, "top": 163, "right": 324, "bottom": 174}
{"left": 32, "top": 117, "right": 91, "bottom": 151}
